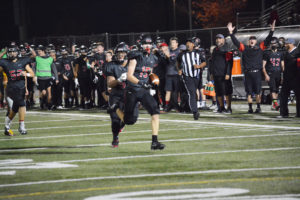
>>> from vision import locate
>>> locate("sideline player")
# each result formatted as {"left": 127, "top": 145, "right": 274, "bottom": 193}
{"left": 262, "top": 37, "right": 284, "bottom": 110}
{"left": 0, "top": 45, "right": 36, "bottom": 135}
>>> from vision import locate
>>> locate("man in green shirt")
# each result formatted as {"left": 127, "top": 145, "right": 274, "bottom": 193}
{"left": 33, "top": 45, "right": 58, "bottom": 110}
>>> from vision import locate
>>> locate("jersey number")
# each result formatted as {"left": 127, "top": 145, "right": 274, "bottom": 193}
{"left": 65, "top": 64, "right": 71, "bottom": 71}
{"left": 139, "top": 66, "right": 151, "bottom": 78}
{"left": 270, "top": 58, "right": 280, "bottom": 67}
{"left": 9, "top": 69, "right": 23, "bottom": 81}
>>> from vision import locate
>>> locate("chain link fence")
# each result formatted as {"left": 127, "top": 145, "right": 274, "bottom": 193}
{"left": 31, "top": 27, "right": 229, "bottom": 51}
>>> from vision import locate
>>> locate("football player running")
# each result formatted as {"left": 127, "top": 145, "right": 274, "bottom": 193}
{"left": 105, "top": 42, "right": 129, "bottom": 147}
{"left": 125, "top": 35, "right": 165, "bottom": 150}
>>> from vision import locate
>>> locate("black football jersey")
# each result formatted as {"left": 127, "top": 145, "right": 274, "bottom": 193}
{"left": 263, "top": 50, "right": 284, "bottom": 73}
{"left": 0, "top": 58, "right": 30, "bottom": 88}
{"left": 60, "top": 57, "right": 74, "bottom": 78}
{"left": 105, "top": 61, "right": 127, "bottom": 93}
{"left": 129, "top": 53, "right": 158, "bottom": 89}
{"left": 75, "top": 56, "right": 91, "bottom": 79}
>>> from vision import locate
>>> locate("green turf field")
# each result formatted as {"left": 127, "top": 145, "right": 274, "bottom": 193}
{"left": 0, "top": 104, "right": 299, "bottom": 200}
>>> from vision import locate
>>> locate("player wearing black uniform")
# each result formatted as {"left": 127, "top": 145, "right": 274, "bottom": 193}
{"left": 74, "top": 45, "right": 95, "bottom": 109}
{"left": 50, "top": 49, "right": 63, "bottom": 110}
{"left": 60, "top": 48, "right": 75, "bottom": 108}
{"left": 93, "top": 42, "right": 108, "bottom": 108}
{"left": 125, "top": 35, "right": 165, "bottom": 150}
{"left": 105, "top": 42, "right": 130, "bottom": 147}
{"left": 0, "top": 45, "right": 36, "bottom": 136}
{"left": 262, "top": 37, "right": 285, "bottom": 110}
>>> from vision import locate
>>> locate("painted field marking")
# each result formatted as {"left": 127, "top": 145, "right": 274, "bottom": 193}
{"left": 27, "top": 111, "right": 300, "bottom": 130}
{"left": 1, "top": 177, "right": 299, "bottom": 199}
{"left": 11, "top": 124, "right": 111, "bottom": 132}
{"left": 0, "top": 127, "right": 201, "bottom": 141}
{"left": 0, "top": 118, "right": 84, "bottom": 125}
{"left": 0, "top": 159, "right": 77, "bottom": 170}
{"left": 1, "top": 132, "right": 300, "bottom": 152}
{"left": 0, "top": 171, "right": 15, "bottom": 175}
{"left": 85, "top": 188, "right": 249, "bottom": 200}
{"left": 0, "top": 166, "right": 300, "bottom": 188}
{"left": 56, "top": 147, "right": 300, "bottom": 164}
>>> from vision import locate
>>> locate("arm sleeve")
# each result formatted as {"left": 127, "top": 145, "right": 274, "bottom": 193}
{"left": 51, "top": 62, "right": 58, "bottom": 80}
{"left": 230, "top": 34, "right": 245, "bottom": 51}
{"left": 260, "top": 30, "right": 274, "bottom": 50}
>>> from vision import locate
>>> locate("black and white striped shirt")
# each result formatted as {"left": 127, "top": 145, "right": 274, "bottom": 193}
{"left": 178, "top": 50, "right": 205, "bottom": 78}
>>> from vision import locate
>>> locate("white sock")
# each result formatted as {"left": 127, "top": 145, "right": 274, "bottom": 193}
{"left": 202, "top": 101, "right": 206, "bottom": 107}
{"left": 19, "top": 121, "right": 25, "bottom": 130}
{"left": 5, "top": 117, "right": 11, "bottom": 129}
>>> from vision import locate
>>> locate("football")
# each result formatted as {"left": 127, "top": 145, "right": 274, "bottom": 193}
{"left": 149, "top": 73, "right": 160, "bottom": 86}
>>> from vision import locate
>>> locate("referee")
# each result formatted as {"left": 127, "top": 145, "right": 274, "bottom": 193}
{"left": 177, "top": 37, "right": 206, "bottom": 120}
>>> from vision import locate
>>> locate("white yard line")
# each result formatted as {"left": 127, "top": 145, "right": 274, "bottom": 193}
{"left": 0, "top": 118, "right": 82, "bottom": 125}
{"left": 0, "top": 171, "right": 16, "bottom": 175}
{"left": 11, "top": 124, "right": 111, "bottom": 131}
{"left": 0, "top": 127, "right": 201, "bottom": 141}
{"left": 57, "top": 147, "right": 300, "bottom": 163}
{"left": 26, "top": 111, "right": 300, "bottom": 130}
{"left": 0, "top": 166, "right": 299, "bottom": 188}
{"left": 1, "top": 132, "right": 300, "bottom": 152}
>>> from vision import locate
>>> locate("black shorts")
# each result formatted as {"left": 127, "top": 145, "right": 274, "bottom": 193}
{"left": 37, "top": 78, "right": 52, "bottom": 91}
{"left": 96, "top": 76, "right": 107, "bottom": 93}
{"left": 244, "top": 71, "right": 262, "bottom": 95}
{"left": 124, "top": 87, "right": 159, "bottom": 124}
{"left": 27, "top": 77, "right": 34, "bottom": 92}
{"left": 63, "top": 79, "right": 75, "bottom": 94}
{"left": 109, "top": 90, "right": 125, "bottom": 111}
{"left": 214, "top": 76, "right": 233, "bottom": 96}
{"left": 6, "top": 84, "right": 26, "bottom": 112}
{"left": 78, "top": 78, "right": 92, "bottom": 98}
{"left": 267, "top": 72, "right": 281, "bottom": 93}
{"left": 165, "top": 75, "right": 179, "bottom": 92}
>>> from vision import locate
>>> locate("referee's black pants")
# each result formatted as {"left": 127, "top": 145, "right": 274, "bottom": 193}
{"left": 182, "top": 76, "right": 199, "bottom": 113}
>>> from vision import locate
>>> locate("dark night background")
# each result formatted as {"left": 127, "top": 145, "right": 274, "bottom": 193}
{"left": 1, "top": 0, "right": 277, "bottom": 44}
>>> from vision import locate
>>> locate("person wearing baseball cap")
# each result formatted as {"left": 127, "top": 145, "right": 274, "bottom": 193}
{"left": 279, "top": 38, "right": 300, "bottom": 118}
{"left": 227, "top": 20, "right": 276, "bottom": 114}
{"left": 210, "top": 33, "right": 233, "bottom": 114}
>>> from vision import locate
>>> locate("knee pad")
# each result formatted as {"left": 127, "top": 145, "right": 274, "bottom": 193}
{"left": 124, "top": 114, "right": 137, "bottom": 125}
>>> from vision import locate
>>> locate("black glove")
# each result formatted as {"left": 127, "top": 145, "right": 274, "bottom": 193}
{"left": 138, "top": 80, "right": 152, "bottom": 89}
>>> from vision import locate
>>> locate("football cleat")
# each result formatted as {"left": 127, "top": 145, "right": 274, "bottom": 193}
{"left": 151, "top": 141, "right": 165, "bottom": 150}
{"left": 255, "top": 108, "right": 261, "bottom": 113}
{"left": 193, "top": 112, "right": 200, "bottom": 120}
{"left": 248, "top": 108, "right": 253, "bottom": 114}
{"left": 4, "top": 127, "right": 14, "bottom": 136}
{"left": 18, "top": 128, "right": 27, "bottom": 135}
{"left": 224, "top": 108, "right": 232, "bottom": 114}
{"left": 112, "top": 139, "right": 119, "bottom": 148}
